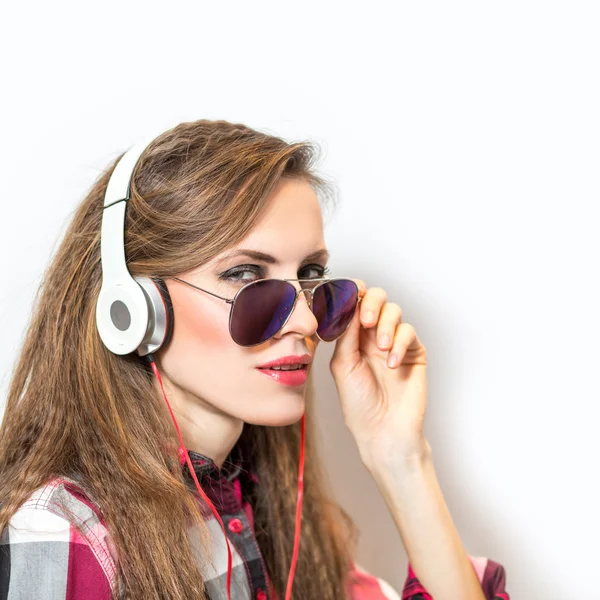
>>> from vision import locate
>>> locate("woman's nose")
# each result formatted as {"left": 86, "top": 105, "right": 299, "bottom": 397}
{"left": 277, "top": 288, "right": 319, "bottom": 338}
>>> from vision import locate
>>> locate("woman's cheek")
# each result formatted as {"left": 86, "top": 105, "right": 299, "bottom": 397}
{"left": 172, "top": 285, "right": 232, "bottom": 350}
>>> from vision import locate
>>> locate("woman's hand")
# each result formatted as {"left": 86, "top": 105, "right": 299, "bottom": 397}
{"left": 329, "top": 279, "right": 430, "bottom": 467}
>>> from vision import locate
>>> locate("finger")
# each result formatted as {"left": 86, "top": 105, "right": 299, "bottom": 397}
{"left": 360, "top": 287, "right": 388, "bottom": 328}
{"left": 375, "top": 303, "right": 403, "bottom": 350}
{"left": 350, "top": 278, "right": 368, "bottom": 304}
{"left": 387, "top": 322, "right": 417, "bottom": 368}
{"left": 351, "top": 278, "right": 367, "bottom": 294}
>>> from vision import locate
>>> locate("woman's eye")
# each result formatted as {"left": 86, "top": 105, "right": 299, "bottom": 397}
{"left": 220, "top": 264, "right": 329, "bottom": 283}
{"left": 301, "top": 265, "right": 330, "bottom": 279}
{"left": 222, "top": 268, "right": 259, "bottom": 283}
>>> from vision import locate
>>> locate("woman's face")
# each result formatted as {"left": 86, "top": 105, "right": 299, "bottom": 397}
{"left": 156, "top": 178, "right": 328, "bottom": 427}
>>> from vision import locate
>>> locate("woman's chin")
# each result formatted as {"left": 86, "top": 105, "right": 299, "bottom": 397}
{"left": 244, "top": 398, "right": 306, "bottom": 427}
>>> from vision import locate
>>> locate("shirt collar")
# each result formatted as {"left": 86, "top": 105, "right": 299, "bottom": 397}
{"left": 180, "top": 440, "right": 256, "bottom": 513}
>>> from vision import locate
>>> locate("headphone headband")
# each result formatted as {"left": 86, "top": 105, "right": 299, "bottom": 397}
{"left": 103, "top": 135, "right": 156, "bottom": 208}
{"left": 100, "top": 132, "right": 164, "bottom": 280}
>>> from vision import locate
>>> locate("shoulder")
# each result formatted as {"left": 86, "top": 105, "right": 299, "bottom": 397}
{"left": 347, "top": 555, "right": 509, "bottom": 600}
{"left": 469, "top": 556, "right": 509, "bottom": 599}
{"left": 0, "top": 476, "right": 117, "bottom": 598}
{"left": 404, "top": 555, "right": 509, "bottom": 600}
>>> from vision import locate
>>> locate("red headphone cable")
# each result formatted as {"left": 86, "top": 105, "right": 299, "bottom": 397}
{"left": 146, "top": 355, "right": 233, "bottom": 599}
{"left": 145, "top": 353, "right": 305, "bottom": 600}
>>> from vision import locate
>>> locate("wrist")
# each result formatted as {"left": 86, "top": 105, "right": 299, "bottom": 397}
{"left": 358, "top": 436, "right": 433, "bottom": 475}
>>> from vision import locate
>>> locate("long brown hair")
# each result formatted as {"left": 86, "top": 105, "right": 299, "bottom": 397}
{"left": 0, "top": 120, "right": 359, "bottom": 599}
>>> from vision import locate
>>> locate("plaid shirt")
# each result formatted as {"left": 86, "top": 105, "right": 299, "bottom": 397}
{"left": 0, "top": 446, "right": 509, "bottom": 599}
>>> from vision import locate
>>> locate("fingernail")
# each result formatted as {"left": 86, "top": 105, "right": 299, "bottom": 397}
{"left": 364, "top": 311, "right": 374, "bottom": 323}
{"left": 378, "top": 335, "right": 389, "bottom": 347}
{"left": 387, "top": 354, "right": 399, "bottom": 368}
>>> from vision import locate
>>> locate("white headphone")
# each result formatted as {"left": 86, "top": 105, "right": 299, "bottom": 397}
{"left": 95, "top": 128, "right": 176, "bottom": 357}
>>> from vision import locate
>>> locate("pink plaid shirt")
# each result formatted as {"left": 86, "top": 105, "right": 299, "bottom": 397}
{"left": 0, "top": 447, "right": 509, "bottom": 599}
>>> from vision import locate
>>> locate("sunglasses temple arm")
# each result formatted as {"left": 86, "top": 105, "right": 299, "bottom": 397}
{"left": 172, "top": 277, "right": 234, "bottom": 304}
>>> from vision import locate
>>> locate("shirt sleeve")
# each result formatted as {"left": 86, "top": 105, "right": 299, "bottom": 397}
{"left": 402, "top": 555, "right": 510, "bottom": 600}
{"left": 0, "top": 500, "right": 113, "bottom": 600}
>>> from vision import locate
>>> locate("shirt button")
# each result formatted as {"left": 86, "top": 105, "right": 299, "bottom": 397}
{"left": 256, "top": 589, "right": 267, "bottom": 600}
{"left": 228, "top": 518, "right": 243, "bottom": 534}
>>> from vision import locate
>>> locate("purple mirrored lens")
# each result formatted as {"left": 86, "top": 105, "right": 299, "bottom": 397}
{"left": 313, "top": 279, "right": 358, "bottom": 341}
{"left": 230, "top": 279, "right": 297, "bottom": 346}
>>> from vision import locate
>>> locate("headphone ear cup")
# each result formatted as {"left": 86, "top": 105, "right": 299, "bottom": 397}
{"left": 131, "top": 276, "right": 173, "bottom": 356}
{"left": 152, "top": 277, "right": 174, "bottom": 348}
{"left": 95, "top": 279, "right": 150, "bottom": 355}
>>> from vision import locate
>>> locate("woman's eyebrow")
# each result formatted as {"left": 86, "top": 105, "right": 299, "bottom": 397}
{"left": 219, "top": 248, "right": 330, "bottom": 265}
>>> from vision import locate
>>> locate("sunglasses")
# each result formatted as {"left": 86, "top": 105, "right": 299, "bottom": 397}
{"left": 169, "top": 276, "right": 362, "bottom": 347}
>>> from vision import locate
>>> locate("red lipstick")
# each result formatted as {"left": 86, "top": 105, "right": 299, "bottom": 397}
{"left": 256, "top": 354, "right": 312, "bottom": 387}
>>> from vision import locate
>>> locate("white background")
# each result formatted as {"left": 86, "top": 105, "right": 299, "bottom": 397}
{"left": 1, "top": 2, "right": 599, "bottom": 598}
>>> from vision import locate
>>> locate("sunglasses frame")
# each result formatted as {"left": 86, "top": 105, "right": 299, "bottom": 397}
{"left": 169, "top": 276, "right": 362, "bottom": 347}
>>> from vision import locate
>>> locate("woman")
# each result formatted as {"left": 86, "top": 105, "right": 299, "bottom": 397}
{"left": 0, "top": 119, "right": 509, "bottom": 599}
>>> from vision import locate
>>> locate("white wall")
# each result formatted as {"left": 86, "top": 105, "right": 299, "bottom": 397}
{"left": 1, "top": 2, "right": 598, "bottom": 598}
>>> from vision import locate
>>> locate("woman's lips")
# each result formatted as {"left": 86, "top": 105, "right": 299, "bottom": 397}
{"left": 256, "top": 365, "right": 308, "bottom": 386}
